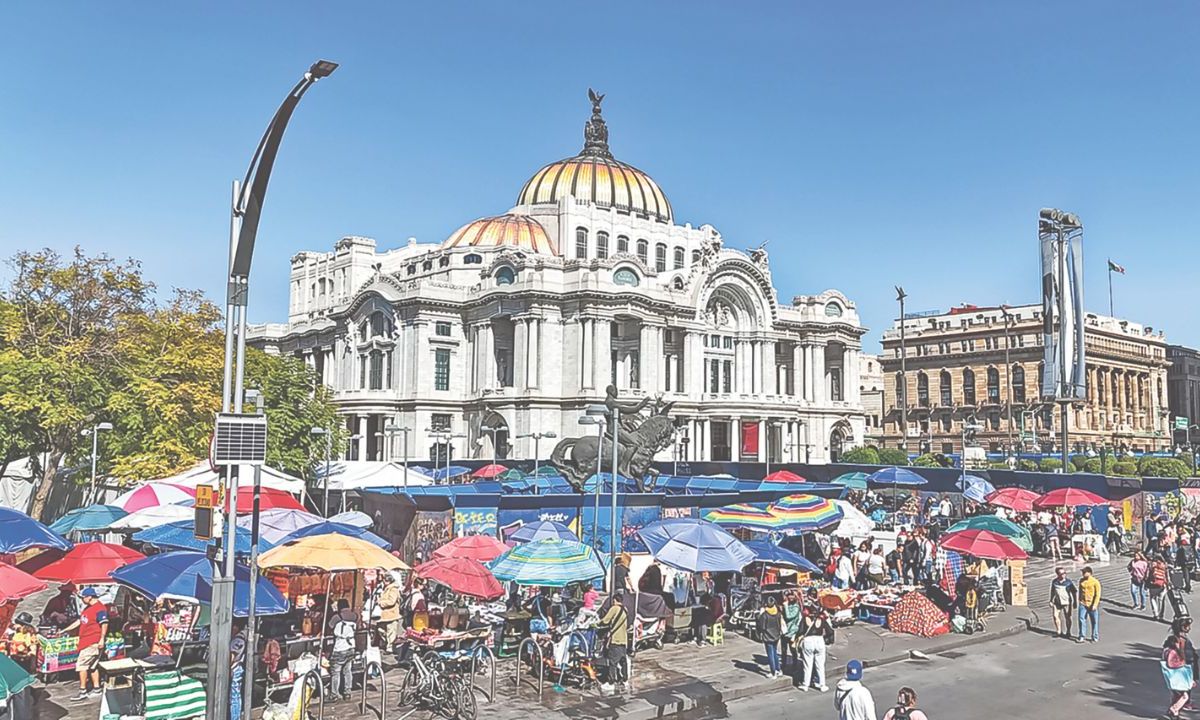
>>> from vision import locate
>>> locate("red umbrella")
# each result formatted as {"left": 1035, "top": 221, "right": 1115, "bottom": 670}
{"left": 472, "top": 464, "right": 509, "bottom": 479}
{"left": 940, "top": 529, "right": 1029, "bottom": 561}
{"left": 227, "top": 487, "right": 305, "bottom": 514}
{"left": 984, "top": 487, "right": 1040, "bottom": 513}
{"left": 415, "top": 556, "right": 504, "bottom": 600}
{"left": 1033, "top": 487, "right": 1108, "bottom": 509}
{"left": 0, "top": 562, "right": 48, "bottom": 603}
{"left": 763, "top": 470, "right": 807, "bottom": 483}
{"left": 432, "top": 535, "right": 509, "bottom": 563}
{"left": 32, "top": 542, "right": 146, "bottom": 584}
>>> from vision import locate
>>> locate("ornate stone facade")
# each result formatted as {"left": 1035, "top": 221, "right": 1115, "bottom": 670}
{"left": 250, "top": 93, "right": 867, "bottom": 465}
{"left": 879, "top": 303, "right": 1170, "bottom": 455}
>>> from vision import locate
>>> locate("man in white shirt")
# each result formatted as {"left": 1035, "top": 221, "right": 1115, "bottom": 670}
{"left": 937, "top": 496, "right": 953, "bottom": 519}
{"left": 834, "top": 660, "right": 877, "bottom": 720}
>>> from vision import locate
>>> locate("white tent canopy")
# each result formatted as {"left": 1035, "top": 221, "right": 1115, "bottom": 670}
{"left": 160, "top": 462, "right": 306, "bottom": 495}
{"left": 107, "top": 503, "right": 194, "bottom": 531}
{"left": 832, "top": 500, "right": 876, "bottom": 538}
{"left": 314, "top": 461, "right": 432, "bottom": 491}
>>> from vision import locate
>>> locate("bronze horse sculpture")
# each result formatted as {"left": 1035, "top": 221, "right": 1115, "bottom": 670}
{"left": 550, "top": 386, "right": 676, "bottom": 493}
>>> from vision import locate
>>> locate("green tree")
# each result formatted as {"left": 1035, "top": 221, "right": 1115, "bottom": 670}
{"left": 877, "top": 448, "right": 909, "bottom": 466}
{"left": 1039, "top": 458, "right": 1063, "bottom": 472}
{"left": 1112, "top": 460, "right": 1139, "bottom": 477}
{"left": 912, "top": 453, "right": 942, "bottom": 468}
{"left": 0, "top": 248, "right": 150, "bottom": 519}
{"left": 1017, "top": 459, "right": 1039, "bottom": 471}
{"left": 1138, "top": 456, "right": 1191, "bottom": 480}
{"left": 840, "top": 446, "right": 880, "bottom": 465}
{"left": 1081, "top": 458, "right": 1104, "bottom": 474}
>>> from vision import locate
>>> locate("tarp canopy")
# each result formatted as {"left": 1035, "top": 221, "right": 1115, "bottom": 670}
{"left": 112, "top": 551, "right": 289, "bottom": 617}
{"left": 159, "top": 462, "right": 306, "bottom": 495}
{"left": 315, "top": 461, "right": 433, "bottom": 491}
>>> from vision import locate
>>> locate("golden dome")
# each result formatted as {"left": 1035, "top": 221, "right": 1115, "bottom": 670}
{"left": 516, "top": 90, "right": 672, "bottom": 223}
{"left": 442, "top": 213, "right": 557, "bottom": 255}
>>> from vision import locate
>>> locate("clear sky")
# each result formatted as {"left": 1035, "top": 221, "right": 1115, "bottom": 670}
{"left": 2, "top": 3, "right": 1197, "bottom": 351}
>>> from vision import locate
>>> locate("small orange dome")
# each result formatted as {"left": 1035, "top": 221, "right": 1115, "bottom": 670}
{"left": 442, "top": 214, "right": 556, "bottom": 255}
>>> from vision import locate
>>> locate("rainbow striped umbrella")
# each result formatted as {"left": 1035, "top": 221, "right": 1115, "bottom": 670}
{"left": 768, "top": 494, "right": 845, "bottom": 533}
{"left": 702, "top": 504, "right": 786, "bottom": 532}
{"left": 488, "top": 538, "right": 606, "bottom": 587}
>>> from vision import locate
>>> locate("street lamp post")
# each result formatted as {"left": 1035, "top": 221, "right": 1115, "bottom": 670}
{"left": 1001, "top": 305, "right": 1014, "bottom": 456}
{"left": 896, "top": 286, "right": 908, "bottom": 455}
{"left": 208, "top": 60, "right": 336, "bottom": 720}
{"left": 609, "top": 405, "right": 621, "bottom": 593}
{"left": 383, "top": 425, "right": 413, "bottom": 488}
{"left": 82, "top": 422, "right": 113, "bottom": 504}
{"left": 310, "top": 427, "right": 333, "bottom": 516}
{"left": 516, "top": 431, "right": 558, "bottom": 476}
{"left": 580, "top": 407, "right": 607, "bottom": 549}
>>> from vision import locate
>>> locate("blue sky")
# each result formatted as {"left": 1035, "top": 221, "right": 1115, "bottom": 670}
{"left": 2, "top": 3, "right": 1197, "bottom": 350}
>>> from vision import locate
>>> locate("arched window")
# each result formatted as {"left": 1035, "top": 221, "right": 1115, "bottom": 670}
{"left": 617, "top": 235, "right": 629, "bottom": 253}
{"left": 1012, "top": 365, "right": 1026, "bottom": 403}
{"left": 495, "top": 266, "right": 516, "bottom": 285}
{"left": 987, "top": 367, "right": 1000, "bottom": 403}
{"left": 963, "top": 368, "right": 977, "bottom": 405}
{"left": 359, "top": 320, "right": 368, "bottom": 340}
{"left": 917, "top": 372, "right": 929, "bottom": 407}
{"left": 691, "top": 249, "right": 701, "bottom": 264}
{"left": 636, "top": 239, "right": 649, "bottom": 265}
{"left": 575, "top": 227, "right": 588, "bottom": 259}
{"left": 438, "top": 256, "right": 450, "bottom": 267}
{"left": 406, "top": 264, "right": 416, "bottom": 275}
{"left": 613, "top": 268, "right": 640, "bottom": 287}
{"left": 309, "top": 283, "right": 316, "bottom": 301}
{"left": 673, "top": 247, "right": 685, "bottom": 269}
{"left": 939, "top": 370, "right": 953, "bottom": 406}
{"left": 596, "top": 231, "right": 609, "bottom": 259}
{"left": 464, "top": 253, "right": 483, "bottom": 265}
{"left": 825, "top": 302, "right": 844, "bottom": 318}
{"left": 422, "top": 260, "right": 432, "bottom": 271}
{"left": 672, "top": 276, "right": 685, "bottom": 290}
{"left": 654, "top": 243, "right": 667, "bottom": 271}
{"left": 369, "top": 312, "right": 390, "bottom": 338}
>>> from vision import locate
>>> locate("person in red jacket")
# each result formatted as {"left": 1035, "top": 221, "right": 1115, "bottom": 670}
{"left": 61, "top": 588, "right": 108, "bottom": 700}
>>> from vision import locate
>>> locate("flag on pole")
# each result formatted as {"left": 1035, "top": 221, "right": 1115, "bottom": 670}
{"left": 1107, "top": 259, "right": 1126, "bottom": 274}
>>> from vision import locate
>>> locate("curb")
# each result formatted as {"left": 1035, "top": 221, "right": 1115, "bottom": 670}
{"left": 585, "top": 618, "right": 1032, "bottom": 720}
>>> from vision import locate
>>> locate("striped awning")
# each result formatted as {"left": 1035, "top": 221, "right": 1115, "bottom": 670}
{"left": 144, "top": 671, "right": 206, "bottom": 720}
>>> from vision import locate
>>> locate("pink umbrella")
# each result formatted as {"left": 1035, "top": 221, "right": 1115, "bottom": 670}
{"left": 1033, "top": 487, "right": 1107, "bottom": 509}
{"left": 472, "top": 464, "right": 509, "bottom": 479}
{"left": 0, "top": 562, "right": 48, "bottom": 603}
{"left": 111, "top": 483, "right": 195, "bottom": 512}
{"left": 984, "top": 487, "right": 1040, "bottom": 513}
{"left": 763, "top": 470, "right": 807, "bottom": 483}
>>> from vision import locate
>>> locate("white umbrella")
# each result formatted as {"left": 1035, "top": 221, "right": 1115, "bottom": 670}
{"left": 162, "top": 463, "right": 306, "bottom": 495}
{"left": 107, "top": 504, "right": 195, "bottom": 531}
{"left": 832, "top": 500, "right": 875, "bottom": 538}
{"left": 329, "top": 510, "right": 373, "bottom": 529}
{"left": 236, "top": 508, "right": 323, "bottom": 544}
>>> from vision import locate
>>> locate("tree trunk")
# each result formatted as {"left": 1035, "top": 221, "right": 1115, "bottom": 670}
{"left": 28, "top": 448, "right": 64, "bottom": 521}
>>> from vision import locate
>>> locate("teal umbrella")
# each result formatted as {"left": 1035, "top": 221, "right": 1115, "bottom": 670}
{"left": 0, "top": 653, "right": 35, "bottom": 701}
{"left": 945, "top": 515, "right": 1033, "bottom": 552}
{"left": 831, "top": 472, "right": 869, "bottom": 491}
{"left": 50, "top": 505, "right": 129, "bottom": 535}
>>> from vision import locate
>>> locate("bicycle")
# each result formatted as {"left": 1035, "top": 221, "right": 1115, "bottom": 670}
{"left": 397, "top": 649, "right": 454, "bottom": 718}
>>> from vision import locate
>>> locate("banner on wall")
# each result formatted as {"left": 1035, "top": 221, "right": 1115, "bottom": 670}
{"left": 406, "top": 509, "right": 453, "bottom": 564}
{"left": 454, "top": 508, "right": 498, "bottom": 537}
{"left": 741, "top": 421, "right": 759, "bottom": 458}
{"left": 497, "top": 506, "right": 580, "bottom": 542}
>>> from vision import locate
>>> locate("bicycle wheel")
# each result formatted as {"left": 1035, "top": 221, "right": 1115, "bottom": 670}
{"left": 398, "top": 664, "right": 422, "bottom": 707}
{"left": 455, "top": 675, "right": 478, "bottom": 720}
{"left": 432, "top": 673, "right": 457, "bottom": 720}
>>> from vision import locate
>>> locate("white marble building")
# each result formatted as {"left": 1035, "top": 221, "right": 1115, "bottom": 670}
{"left": 250, "top": 94, "right": 867, "bottom": 466}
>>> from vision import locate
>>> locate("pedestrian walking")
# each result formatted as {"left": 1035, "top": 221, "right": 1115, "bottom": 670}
{"left": 834, "top": 660, "right": 877, "bottom": 720}
{"left": 835, "top": 548, "right": 855, "bottom": 590}
{"left": 60, "top": 587, "right": 108, "bottom": 700}
{"left": 1162, "top": 617, "right": 1197, "bottom": 720}
{"left": 1150, "top": 554, "right": 1172, "bottom": 621}
{"left": 882, "top": 687, "right": 929, "bottom": 720}
{"left": 1128, "top": 551, "right": 1149, "bottom": 610}
{"left": 377, "top": 573, "right": 401, "bottom": 648}
{"left": 781, "top": 593, "right": 801, "bottom": 672}
{"left": 756, "top": 595, "right": 784, "bottom": 678}
{"left": 1077, "top": 566, "right": 1101, "bottom": 643}
{"left": 1048, "top": 567, "right": 1077, "bottom": 639}
{"left": 795, "top": 609, "right": 832, "bottom": 692}
{"left": 1177, "top": 534, "right": 1195, "bottom": 593}
{"left": 328, "top": 598, "right": 358, "bottom": 700}
{"left": 597, "top": 592, "right": 628, "bottom": 694}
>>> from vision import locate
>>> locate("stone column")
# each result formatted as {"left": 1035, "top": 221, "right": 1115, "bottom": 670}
{"left": 528, "top": 318, "right": 541, "bottom": 389}
{"left": 757, "top": 419, "right": 766, "bottom": 462}
{"left": 480, "top": 323, "right": 494, "bottom": 390}
{"left": 581, "top": 318, "right": 593, "bottom": 390}
{"left": 356, "top": 414, "right": 367, "bottom": 461}
{"left": 792, "top": 344, "right": 803, "bottom": 398}
{"left": 639, "top": 324, "right": 654, "bottom": 391}
{"left": 513, "top": 318, "right": 528, "bottom": 391}
{"left": 812, "top": 344, "right": 827, "bottom": 404}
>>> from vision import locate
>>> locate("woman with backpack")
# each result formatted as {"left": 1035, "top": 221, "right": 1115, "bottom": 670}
{"left": 882, "top": 686, "right": 929, "bottom": 720}
{"left": 1150, "top": 554, "right": 1172, "bottom": 621}
{"left": 756, "top": 596, "right": 784, "bottom": 678}
{"left": 1128, "top": 551, "right": 1149, "bottom": 611}
{"left": 1162, "top": 617, "right": 1197, "bottom": 720}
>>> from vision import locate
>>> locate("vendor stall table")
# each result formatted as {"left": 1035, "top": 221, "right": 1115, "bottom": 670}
{"left": 37, "top": 634, "right": 125, "bottom": 680}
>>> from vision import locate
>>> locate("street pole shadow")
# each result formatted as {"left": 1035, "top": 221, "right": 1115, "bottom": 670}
{"left": 1103, "top": 606, "right": 1171, "bottom": 625}
{"left": 29, "top": 689, "right": 67, "bottom": 720}
{"left": 1082, "top": 641, "right": 1169, "bottom": 719}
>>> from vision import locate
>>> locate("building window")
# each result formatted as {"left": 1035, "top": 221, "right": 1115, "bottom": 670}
{"left": 655, "top": 243, "right": 667, "bottom": 272}
{"left": 575, "top": 227, "right": 588, "bottom": 259}
{"left": 723, "top": 336, "right": 734, "bottom": 350}
{"left": 917, "top": 372, "right": 929, "bottom": 407}
{"left": 435, "top": 321, "right": 451, "bottom": 337}
{"left": 385, "top": 351, "right": 392, "bottom": 389}
{"left": 963, "top": 368, "right": 977, "bottom": 405}
{"left": 940, "top": 370, "right": 952, "bottom": 406}
{"left": 596, "top": 231, "right": 609, "bottom": 259}
{"left": 464, "top": 253, "right": 483, "bottom": 265}
{"left": 617, "top": 235, "right": 629, "bottom": 253}
{"left": 369, "top": 312, "right": 390, "bottom": 338}
{"left": 825, "top": 302, "right": 844, "bottom": 318}
{"left": 636, "top": 239, "right": 649, "bottom": 264}
{"left": 1013, "top": 365, "right": 1026, "bottom": 403}
{"left": 434, "top": 348, "right": 450, "bottom": 391}
{"left": 423, "top": 260, "right": 432, "bottom": 271}
{"left": 895, "top": 372, "right": 905, "bottom": 407}
{"left": 723, "top": 360, "right": 732, "bottom": 393}
{"left": 359, "top": 354, "right": 367, "bottom": 389}
{"left": 495, "top": 266, "right": 516, "bottom": 285}
{"left": 407, "top": 264, "right": 416, "bottom": 275}
{"left": 613, "top": 267, "right": 640, "bottom": 286}
{"left": 673, "top": 247, "right": 685, "bottom": 269}
{"left": 368, "top": 351, "right": 383, "bottom": 390}
{"left": 691, "top": 249, "right": 701, "bottom": 264}
{"left": 940, "top": 416, "right": 952, "bottom": 433}
{"left": 709, "top": 359, "right": 720, "bottom": 393}
{"left": 430, "top": 413, "right": 451, "bottom": 432}
{"left": 987, "top": 367, "right": 1000, "bottom": 403}
{"left": 831, "top": 367, "right": 843, "bottom": 401}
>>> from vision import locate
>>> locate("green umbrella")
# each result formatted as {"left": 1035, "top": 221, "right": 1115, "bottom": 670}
{"left": 496, "top": 468, "right": 527, "bottom": 482}
{"left": 831, "top": 472, "right": 869, "bottom": 491}
{"left": 945, "top": 515, "right": 1033, "bottom": 552}
{"left": 0, "top": 652, "right": 35, "bottom": 701}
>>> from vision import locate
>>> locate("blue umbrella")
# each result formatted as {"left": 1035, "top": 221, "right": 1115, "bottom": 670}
{"left": 637, "top": 519, "right": 756, "bottom": 573}
{"left": 50, "top": 505, "right": 129, "bottom": 535}
{"left": 509, "top": 520, "right": 576, "bottom": 543}
{"left": 865, "top": 468, "right": 928, "bottom": 486}
{"left": 134, "top": 520, "right": 274, "bottom": 555}
{"left": 489, "top": 539, "right": 607, "bottom": 587}
{"left": 959, "top": 474, "right": 996, "bottom": 504}
{"left": 0, "top": 507, "right": 72, "bottom": 553}
{"left": 742, "top": 540, "right": 822, "bottom": 574}
{"left": 433, "top": 465, "right": 470, "bottom": 482}
{"left": 111, "top": 550, "right": 289, "bottom": 617}
{"left": 278, "top": 521, "right": 390, "bottom": 549}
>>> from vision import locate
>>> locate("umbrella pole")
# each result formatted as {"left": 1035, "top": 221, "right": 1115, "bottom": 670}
{"left": 319, "top": 571, "right": 334, "bottom": 687}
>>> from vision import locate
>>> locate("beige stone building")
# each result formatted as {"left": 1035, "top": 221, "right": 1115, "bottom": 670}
{"left": 878, "top": 303, "right": 1170, "bottom": 456}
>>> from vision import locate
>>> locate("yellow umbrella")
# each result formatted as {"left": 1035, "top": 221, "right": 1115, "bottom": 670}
{"left": 257, "top": 533, "right": 409, "bottom": 571}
